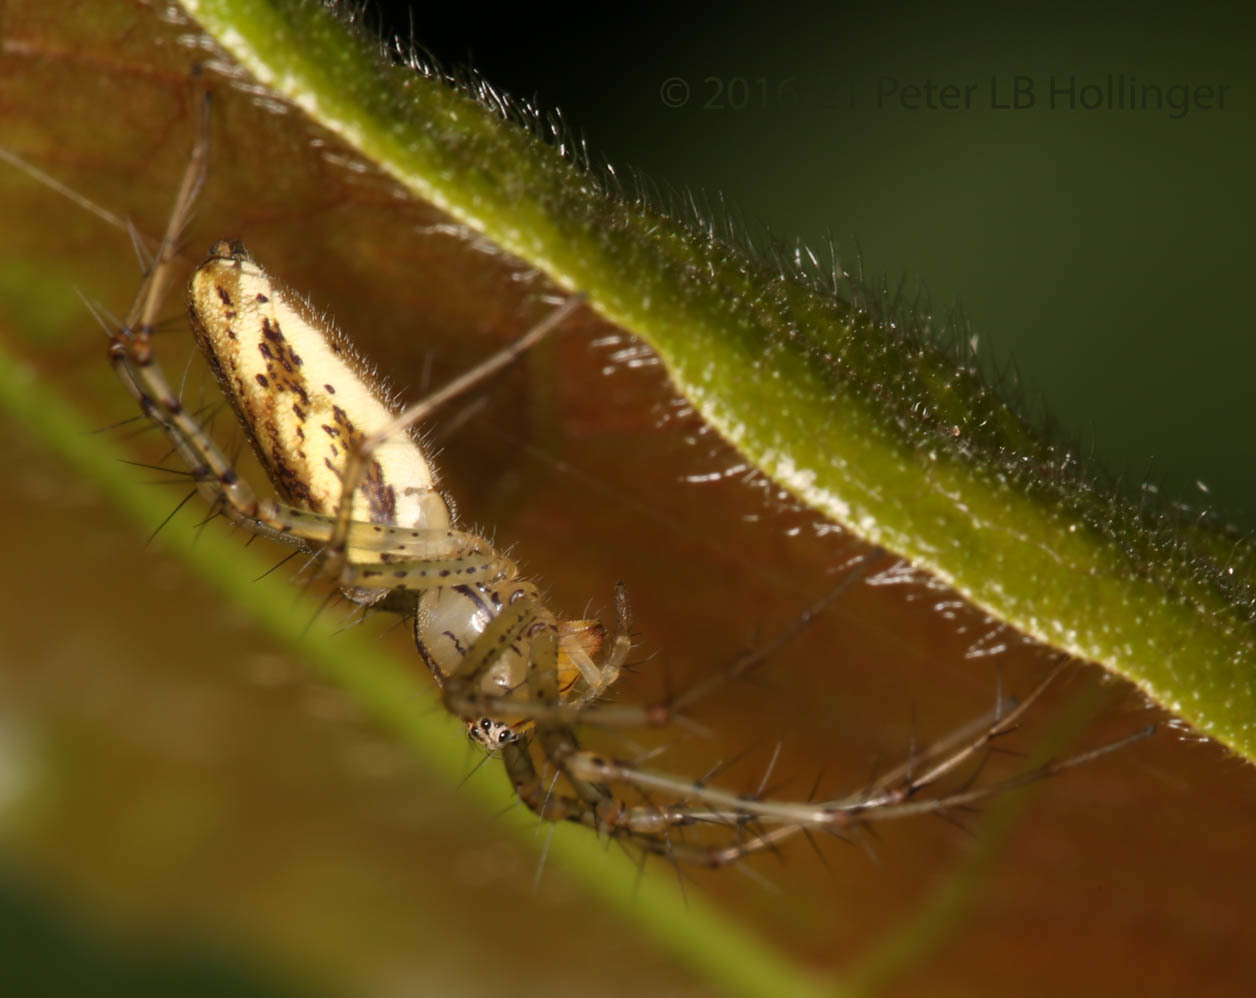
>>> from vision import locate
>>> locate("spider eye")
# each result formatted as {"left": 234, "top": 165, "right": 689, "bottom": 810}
{"left": 480, "top": 718, "right": 492, "bottom": 731}
{"left": 498, "top": 729, "right": 513, "bottom": 744}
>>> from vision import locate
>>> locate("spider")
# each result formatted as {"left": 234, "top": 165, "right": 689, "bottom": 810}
{"left": 67, "top": 89, "right": 1151, "bottom": 869}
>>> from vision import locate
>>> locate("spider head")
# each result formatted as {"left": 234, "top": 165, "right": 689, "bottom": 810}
{"left": 466, "top": 716, "right": 519, "bottom": 751}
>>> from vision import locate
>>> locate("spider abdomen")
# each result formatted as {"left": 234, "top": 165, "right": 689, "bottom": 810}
{"left": 188, "top": 241, "right": 452, "bottom": 533}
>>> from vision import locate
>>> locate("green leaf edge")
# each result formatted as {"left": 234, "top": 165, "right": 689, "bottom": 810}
{"left": 0, "top": 350, "right": 831, "bottom": 998}
{"left": 180, "top": 0, "right": 1256, "bottom": 765}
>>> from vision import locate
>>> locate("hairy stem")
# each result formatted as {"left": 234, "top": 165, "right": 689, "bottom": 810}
{"left": 182, "top": 0, "right": 1255, "bottom": 761}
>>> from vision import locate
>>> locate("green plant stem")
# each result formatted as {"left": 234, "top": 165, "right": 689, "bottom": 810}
{"left": 178, "top": 0, "right": 1256, "bottom": 763}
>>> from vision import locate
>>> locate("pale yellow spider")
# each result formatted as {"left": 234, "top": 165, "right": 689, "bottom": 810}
{"left": 78, "top": 90, "right": 1151, "bottom": 868}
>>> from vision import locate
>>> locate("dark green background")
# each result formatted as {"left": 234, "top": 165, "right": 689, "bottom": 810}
{"left": 400, "top": 2, "right": 1256, "bottom": 526}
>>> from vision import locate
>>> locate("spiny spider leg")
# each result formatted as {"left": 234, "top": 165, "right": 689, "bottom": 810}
{"left": 853, "top": 664, "right": 1068, "bottom": 804}
{"left": 508, "top": 668, "right": 1156, "bottom": 868}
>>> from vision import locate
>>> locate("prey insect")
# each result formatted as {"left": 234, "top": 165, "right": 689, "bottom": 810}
{"left": 55, "top": 90, "right": 1152, "bottom": 870}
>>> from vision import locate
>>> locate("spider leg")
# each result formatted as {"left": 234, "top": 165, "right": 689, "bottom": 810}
{"left": 557, "top": 692, "right": 1155, "bottom": 834}
{"left": 443, "top": 557, "right": 877, "bottom": 734}
{"left": 326, "top": 293, "right": 588, "bottom": 574}
{"left": 543, "top": 582, "right": 633, "bottom": 708}
{"left": 501, "top": 733, "right": 807, "bottom": 868}
{"left": 856, "top": 663, "right": 1064, "bottom": 803}
{"left": 105, "top": 88, "right": 334, "bottom": 553}
{"left": 477, "top": 647, "right": 1154, "bottom": 867}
